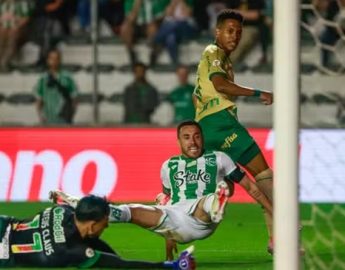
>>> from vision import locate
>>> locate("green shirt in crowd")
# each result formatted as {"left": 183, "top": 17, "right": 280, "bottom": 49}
{"left": 34, "top": 70, "right": 78, "bottom": 124}
{"left": 167, "top": 83, "right": 195, "bottom": 124}
{"left": 124, "top": 0, "right": 170, "bottom": 25}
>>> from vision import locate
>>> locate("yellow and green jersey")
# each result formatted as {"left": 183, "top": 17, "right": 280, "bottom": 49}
{"left": 193, "top": 44, "right": 236, "bottom": 121}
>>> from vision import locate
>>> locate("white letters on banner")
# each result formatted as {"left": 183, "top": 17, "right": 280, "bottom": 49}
{"left": 62, "top": 150, "right": 117, "bottom": 198}
{"left": 0, "top": 152, "right": 12, "bottom": 200}
{"left": 0, "top": 150, "right": 117, "bottom": 201}
{"left": 0, "top": 129, "right": 344, "bottom": 202}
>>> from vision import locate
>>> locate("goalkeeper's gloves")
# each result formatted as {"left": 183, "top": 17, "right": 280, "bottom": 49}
{"left": 164, "top": 246, "right": 196, "bottom": 270}
{"left": 49, "top": 190, "right": 80, "bottom": 208}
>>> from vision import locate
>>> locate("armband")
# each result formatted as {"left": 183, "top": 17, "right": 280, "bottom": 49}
{"left": 253, "top": 89, "right": 261, "bottom": 97}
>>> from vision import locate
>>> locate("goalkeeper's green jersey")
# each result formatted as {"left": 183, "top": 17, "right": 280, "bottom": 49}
{"left": 160, "top": 150, "right": 244, "bottom": 204}
{"left": 193, "top": 44, "right": 236, "bottom": 122}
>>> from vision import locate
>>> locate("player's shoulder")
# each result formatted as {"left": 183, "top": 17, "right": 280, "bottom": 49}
{"left": 51, "top": 204, "right": 75, "bottom": 217}
{"left": 203, "top": 44, "right": 225, "bottom": 56}
{"left": 162, "top": 155, "right": 181, "bottom": 166}
{"left": 203, "top": 149, "right": 222, "bottom": 155}
{"left": 204, "top": 150, "right": 230, "bottom": 160}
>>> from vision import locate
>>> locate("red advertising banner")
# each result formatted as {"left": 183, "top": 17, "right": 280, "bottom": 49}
{"left": 0, "top": 128, "right": 273, "bottom": 202}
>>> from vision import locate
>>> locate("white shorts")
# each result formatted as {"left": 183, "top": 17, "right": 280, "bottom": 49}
{"left": 152, "top": 198, "right": 218, "bottom": 244}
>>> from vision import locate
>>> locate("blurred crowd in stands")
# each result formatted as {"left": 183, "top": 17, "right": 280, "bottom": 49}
{"left": 0, "top": 0, "right": 344, "bottom": 127}
{"left": 0, "top": 0, "right": 275, "bottom": 125}
{"left": 0, "top": 0, "right": 274, "bottom": 71}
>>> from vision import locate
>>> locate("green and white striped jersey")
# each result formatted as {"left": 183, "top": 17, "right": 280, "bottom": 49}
{"left": 161, "top": 150, "right": 244, "bottom": 204}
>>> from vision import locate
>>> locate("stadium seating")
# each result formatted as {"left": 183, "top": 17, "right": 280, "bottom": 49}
{"left": 0, "top": 32, "right": 343, "bottom": 127}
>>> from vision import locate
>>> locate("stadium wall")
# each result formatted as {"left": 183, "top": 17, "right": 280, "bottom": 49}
{"left": 0, "top": 128, "right": 343, "bottom": 203}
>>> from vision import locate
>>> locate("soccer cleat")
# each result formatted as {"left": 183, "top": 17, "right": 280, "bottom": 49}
{"left": 267, "top": 238, "right": 274, "bottom": 255}
{"left": 49, "top": 190, "right": 80, "bottom": 208}
{"left": 210, "top": 181, "right": 230, "bottom": 223}
{"left": 299, "top": 246, "right": 306, "bottom": 256}
{"left": 173, "top": 245, "right": 196, "bottom": 270}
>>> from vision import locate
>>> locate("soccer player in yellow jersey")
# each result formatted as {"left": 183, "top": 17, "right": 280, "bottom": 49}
{"left": 193, "top": 9, "right": 274, "bottom": 253}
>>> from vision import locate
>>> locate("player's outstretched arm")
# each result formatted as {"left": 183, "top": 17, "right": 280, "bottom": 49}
{"left": 211, "top": 75, "right": 273, "bottom": 105}
{"left": 92, "top": 246, "right": 195, "bottom": 270}
{"left": 238, "top": 176, "right": 273, "bottom": 216}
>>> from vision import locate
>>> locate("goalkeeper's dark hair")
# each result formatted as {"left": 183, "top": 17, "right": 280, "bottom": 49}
{"left": 75, "top": 195, "right": 110, "bottom": 222}
{"left": 216, "top": 9, "right": 243, "bottom": 27}
{"left": 177, "top": 120, "right": 203, "bottom": 138}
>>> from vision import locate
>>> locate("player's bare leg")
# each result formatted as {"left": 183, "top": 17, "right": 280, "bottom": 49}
{"left": 241, "top": 152, "right": 274, "bottom": 254}
{"left": 128, "top": 204, "right": 164, "bottom": 228}
{"left": 50, "top": 190, "right": 167, "bottom": 229}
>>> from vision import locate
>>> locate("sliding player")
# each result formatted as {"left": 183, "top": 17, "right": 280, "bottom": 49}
{"left": 51, "top": 120, "right": 272, "bottom": 260}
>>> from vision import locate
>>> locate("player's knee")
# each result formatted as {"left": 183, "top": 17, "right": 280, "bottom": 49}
{"left": 254, "top": 168, "right": 273, "bottom": 203}
{"left": 254, "top": 168, "right": 273, "bottom": 182}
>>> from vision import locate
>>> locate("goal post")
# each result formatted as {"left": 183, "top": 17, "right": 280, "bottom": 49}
{"left": 273, "top": 0, "right": 301, "bottom": 269}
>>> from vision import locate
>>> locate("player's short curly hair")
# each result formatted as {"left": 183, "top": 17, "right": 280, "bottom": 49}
{"left": 177, "top": 120, "right": 203, "bottom": 139}
{"left": 75, "top": 195, "right": 110, "bottom": 222}
{"left": 216, "top": 9, "right": 243, "bottom": 27}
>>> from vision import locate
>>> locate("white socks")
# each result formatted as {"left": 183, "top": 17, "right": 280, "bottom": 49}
{"left": 109, "top": 204, "right": 131, "bottom": 222}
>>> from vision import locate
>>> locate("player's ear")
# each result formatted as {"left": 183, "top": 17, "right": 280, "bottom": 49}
{"left": 88, "top": 221, "right": 97, "bottom": 234}
{"left": 215, "top": 27, "right": 220, "bottom": 38}
{"left": 177, "top": 139, "right": 181, "bottom": 149}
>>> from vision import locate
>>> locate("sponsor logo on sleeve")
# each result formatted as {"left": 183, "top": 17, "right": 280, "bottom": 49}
{"left": 85, "top": 248, "right": 95, "bottom": 258}
{"left": 212, "top": 59, "right": 221, "bottom": 67}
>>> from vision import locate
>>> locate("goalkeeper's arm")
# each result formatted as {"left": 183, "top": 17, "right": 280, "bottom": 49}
{"left": 92, "top": 251, "right": 176, "bottom": 269}
{"left": 92, "top": 245, "right": 195, "bottom": 269}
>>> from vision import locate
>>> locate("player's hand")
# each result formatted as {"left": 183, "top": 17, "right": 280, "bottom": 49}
{"left": 49, "top": 190, "right": 59, "bottom": 203}
{"left": 173, "top": 245, "right": 196, "bottom": 270}
{"left": 260, "top": 91, "right": 273, "bottom": 105}
{"left": 166, "top": 239, "right": 178, "bottom": 261}
{"left": 155, "top": 192, "right": 171, "bottom": 205}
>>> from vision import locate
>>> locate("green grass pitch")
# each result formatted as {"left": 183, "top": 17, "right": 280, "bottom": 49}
{"left": 0, "top": 202, "right": 344, "bottom": 270}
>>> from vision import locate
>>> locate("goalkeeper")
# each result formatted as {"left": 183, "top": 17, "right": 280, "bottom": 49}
{"left": 0, "top": 195, "right": 195, "bottom": 269}
{"left": 51, "top": 120, "right": 272, "bottom": 260}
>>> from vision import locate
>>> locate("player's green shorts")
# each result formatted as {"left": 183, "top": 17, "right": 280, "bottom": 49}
{"left": 198, "top": 107, "right": 261, "bottom": 165}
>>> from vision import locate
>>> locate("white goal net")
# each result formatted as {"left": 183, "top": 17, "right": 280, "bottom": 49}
{"left": 299, "top": 2, "right": 345, "bottom": 269}
{"left": 301, "top": 0, "right": 345, "bottom": 75}
{"left": 303, "top": 204, "right": 345, "bottom": 269}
